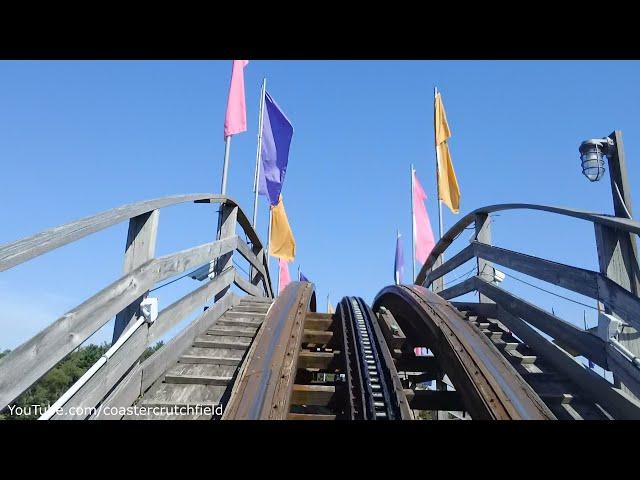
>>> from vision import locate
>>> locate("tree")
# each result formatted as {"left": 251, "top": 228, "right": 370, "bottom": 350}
{"left": 1, "top": 340, "right": 164, "bottom": 420}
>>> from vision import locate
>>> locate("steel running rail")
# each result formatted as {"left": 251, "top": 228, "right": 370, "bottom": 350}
{"left": 341, "top": 297, "right": 396, "bottom": 419}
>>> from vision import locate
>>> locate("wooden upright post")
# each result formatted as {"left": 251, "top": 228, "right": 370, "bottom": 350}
{"left": 595, "top": 130, "right": 640, "bottom": 396}
{"left": 214, "top": 203, "right": 238, "bottom": 302}
{"left": 431, "top": 256, "right": 445, "bottom": 294}
{"left": 475, "top": 213, "right": 495, "bottom": 304}
{"left": 112, "top": 210, "right": 159, "bottom": 342}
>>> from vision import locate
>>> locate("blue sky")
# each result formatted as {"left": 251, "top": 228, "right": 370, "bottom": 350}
{"left": 1, "top": 60, "right": 639, "bottom": 359}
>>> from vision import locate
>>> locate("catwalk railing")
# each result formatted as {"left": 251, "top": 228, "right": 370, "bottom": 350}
{"left": 415, "top": 203, "right": 640, "bottom": 417}
{"left": 0, "top": 194, "right": 273, "bottom": 413}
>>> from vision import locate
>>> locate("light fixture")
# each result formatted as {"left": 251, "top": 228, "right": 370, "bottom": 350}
{"left": 579, "top": 136, "right": 614, "bottom": 182}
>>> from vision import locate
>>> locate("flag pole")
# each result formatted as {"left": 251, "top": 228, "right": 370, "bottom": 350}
{"left": 410, "top": 164, "right": 416, "bottom": 283}
{"left": 297, "top": 265, "right": 301, "bottom": 282}
{"left": 267, "top": 206, "right": 273, "bottom": 292}
{"left": 252, "top": 78, "right": 267, "bottom": 229}
{"left": 396, "top": 228, "right": 401, "bottom": 285}
{"left": 435, "top": 86, "right": 444, "bottom": 240}
{"left": 221, "top": 136, "right": 232, "bottom": 195}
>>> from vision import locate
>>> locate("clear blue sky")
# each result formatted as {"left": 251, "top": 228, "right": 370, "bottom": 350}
{"left": 1, "top": 60, "right": 639, "bottom": 356}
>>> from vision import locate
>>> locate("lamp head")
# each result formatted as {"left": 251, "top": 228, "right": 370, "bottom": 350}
{"left": 579, "top": 137, "right": 613, "bottom": 182}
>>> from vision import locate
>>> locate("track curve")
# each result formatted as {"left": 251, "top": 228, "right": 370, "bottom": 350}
{"left": 373, "top": 284, "right": 555, "bottom": 420}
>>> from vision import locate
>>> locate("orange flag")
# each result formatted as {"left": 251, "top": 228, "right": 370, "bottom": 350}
{"left": 435, "top": 92, "right": 460, "bottom": 214}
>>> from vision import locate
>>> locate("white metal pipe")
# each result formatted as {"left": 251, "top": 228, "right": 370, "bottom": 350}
{"left": 610, "top": 337, "right": 640, "bottom": 369}
{"left": 39, "top": 317, "right": 146, "bottom": 420}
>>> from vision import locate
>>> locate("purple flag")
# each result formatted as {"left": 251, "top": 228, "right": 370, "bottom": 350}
{"left": 394, "top": 231, "right": 404, "bottom": 285}
{"left": 299, "top": 271, "right": 309, "bottom": 282}
{"left": 259, "top": 91, "right": 294, "bottom": 206}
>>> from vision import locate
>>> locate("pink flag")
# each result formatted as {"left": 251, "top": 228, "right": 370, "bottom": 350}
{"left": 412, "top": 170, "right": 436, "bottom": 264}
{"left": 223, "top": 60, "right": 249, "bottom": 139}
{"left": 278, "top": 259, "right": 291, "bottom": 295}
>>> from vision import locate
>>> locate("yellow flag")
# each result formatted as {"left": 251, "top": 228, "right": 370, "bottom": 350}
{"left": 435, "top": 92, "right": 460, "bottom": 214}
{"left": 269, "top": 195, "right": 296, "bottom": 261}
{"left": 327, "top": 302, "right": 334, "bottom": 314}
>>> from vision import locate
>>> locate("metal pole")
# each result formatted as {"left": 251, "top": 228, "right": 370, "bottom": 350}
{"left": 435, "top": 86, "right": 444, "bottom": 240}
{"left": 276, "top": 257, "right": 280, "bottom": 296}
{"left": 220, "top": 136, "right": 232, "bottom": 195}
{"left": 410, "top": 164, "right": 416, "bottom": 283}
{"left": 396, "top": 228, "right": 401, "bottom": 285}
{"left": 266, "top": 207, "right": 272, "bottom": 260}
{"left": 266, "top": 206, "right": 273, "bottom": 292}
{"left": 252, "top": 78, "right": 267, "bottom": 229}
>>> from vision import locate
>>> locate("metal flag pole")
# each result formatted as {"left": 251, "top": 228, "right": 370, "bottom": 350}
{"left": 410, "top": 164, "right": 416, "bottom": 283}
{"left": 297, "top": 265, "right": 301, "bottom": 282}
{"left": 266, "top": 206, "right": 272, "bottom": 276}
{"left": 396, "top": 228, "right": 401, "bottom": 285}
{"left": 435, "top": 86, "right": 444, "bottom": 240}
{"left": 252, "top": 78, "right": 267, "bottom": 229}
{"left": 276, "top": 257, "right": 281, "bottom": 297}
{"left": 434, "top": 86, "right": 447, "bottom": 417}
{"left": 220, "top": 136, "right": 232, "bottom": 195}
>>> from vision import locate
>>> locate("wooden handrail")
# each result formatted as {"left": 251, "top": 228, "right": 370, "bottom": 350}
{"left": 416, "top": 203, "right": 640, "bottom": 285}
{"left": 0, "top": 193, "right": 267, "bottom": 272}
{"left": 414, "top": 203, "right": 640, "bottom": 399}
{"left": 0, "top": 194, "right": 275, "bottom": 413}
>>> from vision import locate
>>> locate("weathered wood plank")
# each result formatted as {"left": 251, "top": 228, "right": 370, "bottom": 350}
{"left": 302, "top": 330, "right": 333, "bottom": 344}
{"left": 0, "top": 194, "right": 232, "bottom": 273}
{"left": 595, "top": 275, "right": 640, "bottom": 331}
{"left": 139, "top": 383, "right": 226, "bottom": 408}
{"left": 439, "top": 275, "right": 477, "bottom": 300}
{"left": 297, "top": 351, "right": 340, "bottom": 370}
{"left": 451, "top": 301, "right": 498, "bottom": 318}
{"left": 207, "top": 324, "right": 258, "bottom": 337}
{"left": 211, "top": 204, "right": 237, "bottom": 303}
{"left": 112, "top": 210, "right": 160, "bottom": 342}
{"left": 0, "top": 236, "right": 238, "bottom": 411}
{"left": 90, "top": 367, "right": 143, "bottom": 420}
{"left": 234, "top": 271, "right": 263, "bottom": 297}
{"left": 474, "top": 213, "right": 494, "bottom": 304}
{"left": 139, "top": 292, "right": 240, "bottom": 393}
{"left": 425, "top": 244, "right": 474, "bottom": 286}
{"left": 291, "top": 384, "right": 338, "bottom": 406}
{"left": 235, "top": 238, "right": 267, "bottom": 285}
{"left": 605, "top": 343, "right": 640, "bottom": 399}
{"left": 87, "top": 290, "right": 240, "bottom": 420}
{"left": 477, "top": 279, "right": 608, "bottom": 368}
{"left": 163, "top": 364, "right": 236, "bottom": 386}
{"left": 180, "top": 347, "right": 245, "bottom": 365}
{"left": 304, "top": 317, "right": 333, "bottom": 331}
{"left": 472, "top": 241, "right": 600, "bottom": 300}
{"left": 147, "top": 268, "right": 235, "bottom": 345}
{"left": 416, "top": 202, "right": 640, "bottom": 286}
{"left": 376, "top": 307, "right": 406, "bottom": 350}
{"left": 287, "top": 413, "right": 336, "bottom": 420}
{"left": 193, "top": 335, "right": 251, "bottom": 350}
{"left": 496, "top": 305, "right": 640, "bottom": 420}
